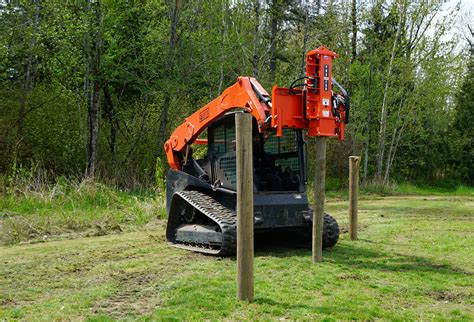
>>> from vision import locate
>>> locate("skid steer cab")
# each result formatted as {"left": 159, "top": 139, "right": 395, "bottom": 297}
{"left": 164, "top": 46, "right": 348, "bottom": 255}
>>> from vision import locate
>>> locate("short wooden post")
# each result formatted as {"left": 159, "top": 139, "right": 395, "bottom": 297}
{"left": 313, "top": 137, "right": 327, "bottom": 263}
{"left": 349, "top": 156, "right": 360, "bottom": 240}
{"left": 235, "top": 112, "right": 254, "bottom": 302}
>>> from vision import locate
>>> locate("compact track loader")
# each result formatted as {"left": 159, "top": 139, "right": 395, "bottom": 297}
{"left": 164, "top": 47, "right": 349, "bottom": 255}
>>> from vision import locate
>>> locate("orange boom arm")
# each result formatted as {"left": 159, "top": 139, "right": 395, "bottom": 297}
{"left": 164, "top": 77, "right": 271, "bottom": 170}
{"left": 165, "top": 46, "right": 349, "bottom": 171}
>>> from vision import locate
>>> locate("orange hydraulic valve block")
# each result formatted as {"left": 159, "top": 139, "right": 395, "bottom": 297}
{"left": 271, "top": 46, "right": 347, "bottom": 139}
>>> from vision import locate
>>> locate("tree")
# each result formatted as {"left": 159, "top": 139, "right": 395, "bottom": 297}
{"left": 374, "top": 0, "right": 406, "bottom": 183}
{"left": 84, "top": 1, "right": 103, "bottom": 178}
{"left": 0, "top": 0, "right": 471, "bottom": 188}
{"left": 452, "top": 26, "right": 474, "bottom": 183}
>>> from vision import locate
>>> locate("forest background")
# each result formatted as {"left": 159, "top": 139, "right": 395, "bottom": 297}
{"left": 1, "top": 0, "right": 472, "bottom": 192}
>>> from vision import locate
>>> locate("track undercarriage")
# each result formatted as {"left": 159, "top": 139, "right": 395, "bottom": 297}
{"left": 166, "top": 190, "right": 236, "bottom": 256}
{"left": 166, "top": 189, "right": 339, "bottom": 256}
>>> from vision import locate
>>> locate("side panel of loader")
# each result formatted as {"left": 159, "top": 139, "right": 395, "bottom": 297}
{"left": 166, "top": 169, "right": 311, "bottom": 231}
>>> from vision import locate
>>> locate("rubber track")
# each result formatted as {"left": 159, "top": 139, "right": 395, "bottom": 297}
{"left": 170, "top": 190, "right": 237, "bottom": 256}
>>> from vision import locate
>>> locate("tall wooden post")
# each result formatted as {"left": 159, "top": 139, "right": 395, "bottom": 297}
{"left": 349, "top": 156, "right": 360, "bottom": 240}
{"left": 235, "top": 112, "right": 254, "bottom": 302}
{"left": 313, "top": 137, "right": 327, "bottom": 263}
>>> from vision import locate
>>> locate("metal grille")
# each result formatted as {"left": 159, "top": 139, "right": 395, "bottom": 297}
{"left": 264, "top": 129, "right": 298, "bottom": 155}
{"left": 219, "top": 155, "right": 236, "bottom": 185}
{"left": 275, "top": 157, "right": 299, "bottom": 172}
{"left": 264, "top": 129, "right": 299, "bottom": 172}
{"left": 212, "top": 123, "right": 236, "bottom": 156}
{"left": 212, "top": 122, "right": 237, "bottom": 189}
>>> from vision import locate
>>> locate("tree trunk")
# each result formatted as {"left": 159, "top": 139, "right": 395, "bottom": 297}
{"left": 218, "top": 0, "right": 228, "bottom": 94}
{"left": 351, "top": 0, "right": 357, "bottom": 63}
{"left": 269, "top": 0, "right": 279, "bottom": 84}
{"left": 158, "top": 0, "right": 180, "bottom": 155}
{"left": 383, "top": 94, "right": 406, "bottom": 184}
{"left": 383, "top": 127, "right": 397, "bottom": 184}
{"left": 252, "top": 0, "right": 260, "bottom": 78}
{"left": 386, "top": 122, "right": 405, "bottom": 182}
{"left": 86, "top": 1, "right": 102, "bottom": 178}
{"left": 17, "top": 1, "right": 40, "bottom": 139}
{"left": 300, "top": 0, "right": 308, "bottom": 78}
{"left": 158, "top": 93, "right": 171, "bottom": 150}
{"left": 103, "top": 84, "right": 118, "bottom": 166}
{"left": 362, "top": 109, "right": 372, "bottom": 185}
{"left": 87, "top": 80, "right": 100, "bottom": 177}
{"left": 362, "top": 54, "right": 373, "bottom": 185}
{"left": 375, "top": 0, "right": 406, "bottom": 183}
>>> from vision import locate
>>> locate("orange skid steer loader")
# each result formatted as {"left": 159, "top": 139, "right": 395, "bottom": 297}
{"left": 164, "top": 47, "right": 349, "bottom": 255}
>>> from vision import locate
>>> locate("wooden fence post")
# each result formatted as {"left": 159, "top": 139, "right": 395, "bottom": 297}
{"left": 349, "top": 156, "right": 360, "bottom": 240}
{"left": 235, "top": 112, "right": 254, "bottom": 302}
{"left": 313, "top": 137, "right": 327, "bottom": 263}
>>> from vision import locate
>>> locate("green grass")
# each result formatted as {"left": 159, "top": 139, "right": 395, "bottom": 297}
{"left": 1, "top": 174, "right": 471, "bottom": 246}
{"left": 1, "top": 195, "right": 473, "bottom": 320}
{"left": 0, "top": 180, "right": 165, "bottom": 245}
{"left": 394, "top": 183, "right": 473, "bottom": 195}
{"left": 324, "top": 181, "right": 474, "bottom": 199}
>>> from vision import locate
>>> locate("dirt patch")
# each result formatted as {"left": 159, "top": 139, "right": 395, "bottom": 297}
{"left": 337, "top": 273, "right": 363, "bottom": 280}
{"left": 339, "top": 224, "right": 367, "bottom": 234}
{"left": 427, "top": 290, "right": 472, "bottom": 303}
{"left": 429, "top": 264, "right": 473, "bottom": 276}
{"left": 0, "top": 298, "right": 19, "bottom": 307}
{"left": 93, "top": 271, "right": 163, "bottom": 318}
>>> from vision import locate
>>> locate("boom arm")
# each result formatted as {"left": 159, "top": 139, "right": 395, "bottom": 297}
{"left": 165, "top": 46, "right": 349, "bottom": 170}
{"left": 164, "top": 76, "right": 271, "bottom": 170}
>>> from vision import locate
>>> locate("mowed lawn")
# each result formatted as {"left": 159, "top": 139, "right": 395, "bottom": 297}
{"left": 1, "top": 195, "right": 473, "bottom": 320}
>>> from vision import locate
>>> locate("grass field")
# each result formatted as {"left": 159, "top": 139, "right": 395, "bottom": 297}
{"left": 1, "top": 192, "right": 473, "bottom": 320}
{"left": 0, "top": 181, "right": 165, "bottom": 246}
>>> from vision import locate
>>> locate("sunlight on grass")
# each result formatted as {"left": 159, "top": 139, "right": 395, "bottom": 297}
{"left": 1, "top": 195, "right": 473, "bottom": 320}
